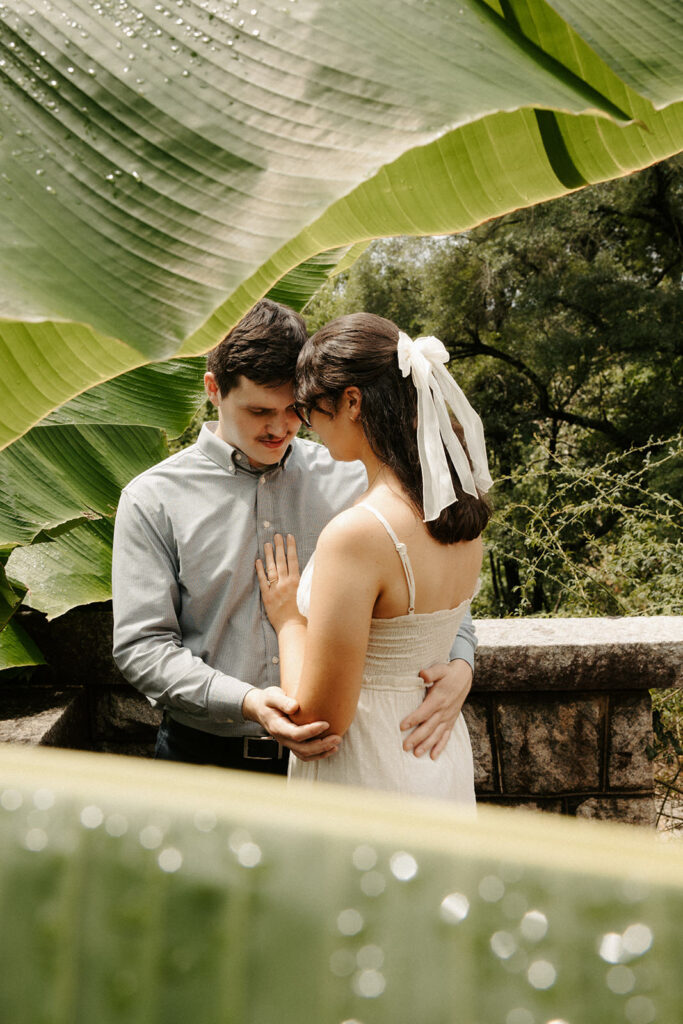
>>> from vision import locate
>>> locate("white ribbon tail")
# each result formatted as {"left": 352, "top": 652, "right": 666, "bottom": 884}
{"left": 415, "top": 379, "right": 456, "bottom": 521}
{"left": 432, "top": 385, "right": 478, "bottom": 498}
{"left": 432, "top": 364, "right": 493, "bottom": 493}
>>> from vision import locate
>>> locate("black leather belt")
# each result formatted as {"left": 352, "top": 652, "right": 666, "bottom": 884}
{"left": 240, "top": 736, "right": 285, "bottom": 761}
{"left": 161, "top": 715, "right": 286, "bottom": 765}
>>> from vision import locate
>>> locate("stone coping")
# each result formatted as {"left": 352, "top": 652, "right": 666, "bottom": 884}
{"left": 472, "top": 616, "right": 682, "bottom": 692}
{"left": 475, "top": 616, "right": 683, "bottom": 647}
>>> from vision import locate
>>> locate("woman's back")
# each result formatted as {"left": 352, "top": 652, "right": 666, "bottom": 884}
{"left": 350, "top": 487, "right": 483, "bottom": 620}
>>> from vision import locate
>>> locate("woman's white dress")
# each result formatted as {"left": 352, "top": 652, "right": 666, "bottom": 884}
{"left": 288, "top": 504, "right": 477, "bottom": 805}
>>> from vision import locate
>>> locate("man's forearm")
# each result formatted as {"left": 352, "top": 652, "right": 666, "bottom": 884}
{"left": 113, "top": 631, "right": 253, "bottom": 724}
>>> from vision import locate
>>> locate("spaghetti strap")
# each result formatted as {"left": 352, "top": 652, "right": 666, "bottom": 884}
{"left": 356, "top": 503, "right": 416, "bottom": 614}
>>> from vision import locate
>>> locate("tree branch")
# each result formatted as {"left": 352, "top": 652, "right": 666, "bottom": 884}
{"left": 459, "top": 329, "right": 551, "bottom": 411}
{"left": 453, "top": 331, "right": 630, "bottom": 445}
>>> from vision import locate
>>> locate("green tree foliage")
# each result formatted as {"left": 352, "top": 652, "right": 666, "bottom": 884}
{"left": 306, "top": 158, "right": 682, "bottom": 617}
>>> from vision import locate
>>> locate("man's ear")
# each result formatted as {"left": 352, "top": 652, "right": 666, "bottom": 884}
{"left": 204, "top": 371, "right": 221, "bottom": 407}
{"left": 344, "top": 386, "right": 362, "bottom": 421}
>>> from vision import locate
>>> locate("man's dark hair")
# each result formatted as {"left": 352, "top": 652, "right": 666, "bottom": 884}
{"left": 206, "top": 299, "right": 308, "bottom": 395}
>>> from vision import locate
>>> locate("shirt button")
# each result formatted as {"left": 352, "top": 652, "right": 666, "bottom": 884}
{"left": 272, "top": 656, "right": 279, "bottom": 665}
{"left": 259, "top": 476, "right": 266, "bottom": 485}
{"left": 234, "top": 453, "right": 241, "bottom": 461}
{"left": 263, "top": 520, "right": 271, "bottom": 528}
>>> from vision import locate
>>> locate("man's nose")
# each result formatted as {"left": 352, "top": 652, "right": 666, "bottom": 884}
{"left": 267, "top": 409, "right": 295, "bottom": 435}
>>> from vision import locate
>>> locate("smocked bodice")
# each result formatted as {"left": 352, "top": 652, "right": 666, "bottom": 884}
{"left": 297, "top": 551, "right": 473, "bottom": 687}
{"left": 362, "top": 604, "right": 473, "bottom": 682}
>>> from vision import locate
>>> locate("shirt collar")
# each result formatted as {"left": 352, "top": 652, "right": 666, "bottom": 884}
{"left": 198, "top": 422, "right": 294, "bottom": 475}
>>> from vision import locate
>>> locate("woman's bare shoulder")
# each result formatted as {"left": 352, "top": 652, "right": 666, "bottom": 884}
{"left": 316, "top": 505, "right": 386, "bottom": 558}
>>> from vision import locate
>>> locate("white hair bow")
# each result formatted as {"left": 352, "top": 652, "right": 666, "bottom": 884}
{"left": 397, "top": 331, "right": 493, "bottom": 521}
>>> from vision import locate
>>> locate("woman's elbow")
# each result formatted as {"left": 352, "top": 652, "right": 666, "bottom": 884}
{"left": 292, "top": 701, "right": 354, "bottom": 737}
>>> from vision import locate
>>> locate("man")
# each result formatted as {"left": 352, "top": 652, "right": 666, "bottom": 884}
{"left": 112, "top": 300, "right": 476, "bottom": 775}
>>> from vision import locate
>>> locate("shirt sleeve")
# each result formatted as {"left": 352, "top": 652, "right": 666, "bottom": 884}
{"left": 448, "top": 608, "right": 477, "bottom": 671}
{"left": 111, "top": 489, "right": 254, "bottom": 724}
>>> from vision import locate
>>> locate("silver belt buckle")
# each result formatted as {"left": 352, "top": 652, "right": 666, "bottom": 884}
{"left": 243, "top": 736, "right": 283, "bottom": 760}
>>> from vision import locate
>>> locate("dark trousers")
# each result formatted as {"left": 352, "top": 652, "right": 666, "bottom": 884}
{"left": 154, "top": 713, "right": 289, "bottom": 776}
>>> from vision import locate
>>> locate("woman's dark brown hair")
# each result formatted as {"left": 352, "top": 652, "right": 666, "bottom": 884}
{"left": 296, "top": 313, "right": 491, "bottom": 543}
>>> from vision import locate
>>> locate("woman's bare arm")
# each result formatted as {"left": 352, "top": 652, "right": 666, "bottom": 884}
{"left": 259, "top": 515, "right": 380, "bottom": 736}
{"left": 292, "top": 514, "right": 379, "bottom": 733}
{"left": 277, "top": 619, "right": 307, "bottom": 699}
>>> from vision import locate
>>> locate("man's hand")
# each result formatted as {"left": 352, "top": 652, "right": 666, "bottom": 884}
{"left": 242, "top": 686, "right": 341, "bottom": 762}
{"left": 400, "top": 659, "right": 473, "bottom": 760}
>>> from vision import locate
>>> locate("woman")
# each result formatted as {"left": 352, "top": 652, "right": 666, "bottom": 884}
{"left": 256, "top": 313, "right": 492, "bottom": 801}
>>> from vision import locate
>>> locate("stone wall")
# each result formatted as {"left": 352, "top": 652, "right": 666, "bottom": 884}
{"left": 2, "top": 606, "right": 681, "bottom": 825}
{"left": 465, "top": 617, "right": 681, "bottom": 825}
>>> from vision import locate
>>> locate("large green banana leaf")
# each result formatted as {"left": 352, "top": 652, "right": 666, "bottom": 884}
{"left": 0, "top": 365, "right": 204, "bottom": 632}
{"left": 40, "top": 359, "right": 206, "bottom": 432}
{"left": 7, "top": 518, "right": 115, "bottom": 620}
{"left": 0, "top": 744, "right": 681, "bottom": 1022}
{"left": 0, "top": 425, "right": 169, "bottom": 551}
{"left": 0, "top": 618, "right": 46, "bottom": 672}
{"left": 1, "top": 0, "right": 682, "bottom": 449}
{"left": 522, "top": 0, "right": 683, "bottom": 107}
{"left": 0, "top": 563, "right": 21, "bottom": 638}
